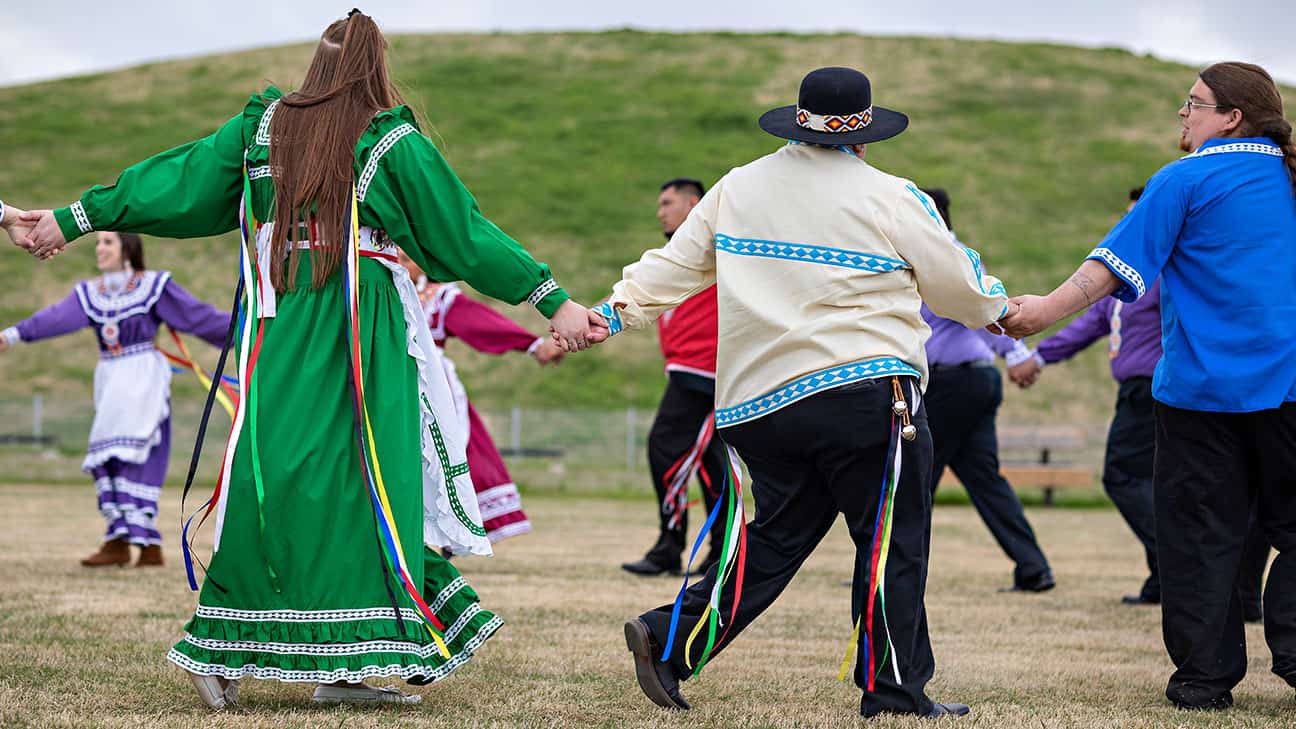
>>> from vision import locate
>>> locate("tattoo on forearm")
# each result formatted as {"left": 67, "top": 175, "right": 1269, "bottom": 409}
{"left": 1068, "top": 272, "right": 1096, "bottom": 306}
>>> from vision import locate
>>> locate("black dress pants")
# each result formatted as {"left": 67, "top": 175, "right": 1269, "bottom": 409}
{"left": 1155, "top": 401, "right": 1296, "bottom": 707}
{"left": 643, "top": 372, "right": 727, "bottom": 568}
{"left": 1104, "top": 377, "right": 1159, "bottom": 600}
{"left": 925, "top": 364, "right": 1051, "bottom": 585}
{"left": 639, "top": 377, "right": 940, "bottom": 716}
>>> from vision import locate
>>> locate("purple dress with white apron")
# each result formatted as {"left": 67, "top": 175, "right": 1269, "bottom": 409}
{"left": 2, "top": 270, "right": 229, "bottom": 546}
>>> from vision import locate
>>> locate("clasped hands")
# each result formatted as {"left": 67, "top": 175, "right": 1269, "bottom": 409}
{"left": 547, "top": 300, "right": 610, "bottom": 353}
{"left": 993, "top": 296, "right": 1053, "bottom": 390}
{"left": 1, "top": 206, "right": 68, "bottom": 261}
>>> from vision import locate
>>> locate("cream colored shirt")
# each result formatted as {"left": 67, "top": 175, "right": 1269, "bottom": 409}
{"left": 600, "top": 143, "right": 1008, "bottom": 427}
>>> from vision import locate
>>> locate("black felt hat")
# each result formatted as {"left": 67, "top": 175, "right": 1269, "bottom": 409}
{"left": 758, "top": 67, "right": 909, "bottom": 145}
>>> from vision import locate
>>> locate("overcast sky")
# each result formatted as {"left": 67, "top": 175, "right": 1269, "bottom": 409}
{"left": 3, "top": 1, "right": 1293, "bottom": 87}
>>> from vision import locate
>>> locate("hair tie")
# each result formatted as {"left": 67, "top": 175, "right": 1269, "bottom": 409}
{"left": 348, "top": 8, "right": 363, "bottom": 18}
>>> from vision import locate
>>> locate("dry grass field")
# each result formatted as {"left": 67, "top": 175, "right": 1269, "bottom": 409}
{"left": 1, "top": 484, "right": 1292, "bottom": 729}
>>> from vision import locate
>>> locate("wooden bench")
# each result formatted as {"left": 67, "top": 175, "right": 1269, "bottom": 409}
{"left": 938, "top": 425, "right": 1094, "bottom": 505}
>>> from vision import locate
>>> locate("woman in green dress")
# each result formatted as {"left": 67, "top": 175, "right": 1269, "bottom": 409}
{"left": 6, "top": 11, "right": 593, "bottom": 709}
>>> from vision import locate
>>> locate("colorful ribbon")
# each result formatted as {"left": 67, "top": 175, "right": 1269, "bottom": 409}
{"left": 660, "top": 442, "right": 748, "bottom": 677}
{"left": 157, "top": 328, "right": 239, "bottom": 419}
{"left": 661, "top": 413, "right": 717, "bottom": 530}
{"left": 839, "top": 377, "right": 908, "bottom": 689}
{"left": 340, "top": 187, "right": 451, "bottom": 659}
{"left": 180, "top": 176, "right": 258, "bottom": 592}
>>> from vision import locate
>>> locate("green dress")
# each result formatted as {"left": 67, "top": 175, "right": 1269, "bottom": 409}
{"left": 53, "top": 87, "right": 570, "bottom": 683}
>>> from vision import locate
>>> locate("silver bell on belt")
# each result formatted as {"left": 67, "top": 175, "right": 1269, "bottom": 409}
{"left": 892, "top": 399, "right": 908, "bottom": 415}
{"left": 901, "top": 424, "right": 918, "bottom": 441}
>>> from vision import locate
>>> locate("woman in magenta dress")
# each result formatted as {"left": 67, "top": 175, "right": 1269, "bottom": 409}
{"left": 0, "top": 232, "right": 229, "bottom": 567}
{"left": 399, "top": 251, "right": 562, "bottom": 543}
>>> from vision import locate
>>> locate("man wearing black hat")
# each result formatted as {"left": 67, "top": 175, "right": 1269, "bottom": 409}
{"left": 578, "top": 67, "right": 1014, "bottom": 719}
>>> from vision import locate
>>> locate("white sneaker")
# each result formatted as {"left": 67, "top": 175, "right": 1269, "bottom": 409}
{"left": 311, "top": 683, "right": 422, "bottom": 705}
{"left": 187, "top": 671, "right": 227, "bottom": 710}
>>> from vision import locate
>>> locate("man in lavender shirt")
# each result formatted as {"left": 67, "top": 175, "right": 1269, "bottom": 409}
{"left": 920, "top": 188, "right": 1054, "bottom": 592}
{"left": 1035, "top": 186, "right": 1269, "bottom": 612}
{"left": 1033, "top": 188, "right": 1164, "bottom": 604}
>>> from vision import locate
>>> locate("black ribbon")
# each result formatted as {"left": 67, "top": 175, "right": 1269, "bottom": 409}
{"left": 178, "top": 275, "right": 243, "bottom": 595}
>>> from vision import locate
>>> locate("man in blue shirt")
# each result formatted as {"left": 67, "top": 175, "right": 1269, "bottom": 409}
{"left": 1001, "top": 62, "right": 1296, "bottom": 711}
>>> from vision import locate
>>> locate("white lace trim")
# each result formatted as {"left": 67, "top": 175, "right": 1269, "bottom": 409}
{"left": 123, "top": 509, "right": 158, "bottom": 527}
{"left": 74, "top": 270, "right": 171, "bottom": 325}
{"left": 526, "top": 279, "right": 559, "bottom": 307}
{"left": 428, "top": 577, "right": 467, "bottom": 615}
{"left": 255, "top": 100, "right": 279, "bottom": 146}
{"left": 194, "top": 605, "right": 424, "bottom": 623}
{"left": 476, "top": 483, "right": 523, "bottom": 522}
{"left": 444, "top": 604, "right": 482, "bottom": 644}
{"left": 1087, "top": 247, "right": 1146, "bottom": 298}
{"left": 486, "top": 520, "right": 532, "bottom": 543}
{"left": 167, "top": 615, "right": 502, "bottom": 684}
{"left": 70, "top": 201, "right": 93, "bottom": 235}
{"left": 95, "top": 476, "right": 161, "bottom": 504}
{"left": 246, "top": 165, "right": 272, "bottom": 180}
{"left": 183, "top": 634, "right": 443, "bottom": 658}
{"left": 357, "top": 124, "right": 416, "bottom": 203}
{"left": 1184, "top": 141, "right": 1284, "bottom": 159}
{"left": 426, "top": 283, "right": 462, "bottom": 342}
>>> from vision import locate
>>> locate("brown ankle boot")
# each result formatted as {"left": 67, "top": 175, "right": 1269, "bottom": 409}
{"left": 135, "top": 544, "right": 164, "bottom": 567}
{"left": 81, "top": 538, "right": 131, "bottom": 567}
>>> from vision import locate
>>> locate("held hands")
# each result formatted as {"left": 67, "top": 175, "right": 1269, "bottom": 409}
{"left": 548, "top": 299, "right": 610, "bottom": 352}
{"left": 20, "top": 210, "right": 66, "bottom": 260}
{"left": 1, "top": 208, "right": 64, "bottom": 261}
{"left": 1, "top": 205, "right": 37, "bottom": 253}
{"left": 1007, "top": 357, "right": 1042, "bottom": 389}
{"left": 531, "top": 338, "right": 565, "bottom": 366}
{"left": 549, "top": 304, "right": 611, "bottom": 353}
{"left": 992, "top": 295, "right": 1054, "bottom": 339}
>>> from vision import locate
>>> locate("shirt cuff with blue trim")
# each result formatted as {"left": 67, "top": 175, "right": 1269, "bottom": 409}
{"left": 591, "top": 301, "right": 624, "bottom": 337}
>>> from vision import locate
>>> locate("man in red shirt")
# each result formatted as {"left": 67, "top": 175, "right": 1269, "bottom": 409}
{"left": 622, "top": 178, "right": 727, "bottom": 577}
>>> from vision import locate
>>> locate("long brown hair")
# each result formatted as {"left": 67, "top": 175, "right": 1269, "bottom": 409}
{"left": 1199, "top": 62, "right": 1296, "bottom": 195}
{"left": 117, "top": 232, "right": 146, "bottom": 271}
{"left": 267, "top": 11, "right": 405, "bottom": 290}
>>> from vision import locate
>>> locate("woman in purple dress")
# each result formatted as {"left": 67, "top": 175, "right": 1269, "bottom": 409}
{"left": 0, "top": 232, "right": 230, "bottom": 567}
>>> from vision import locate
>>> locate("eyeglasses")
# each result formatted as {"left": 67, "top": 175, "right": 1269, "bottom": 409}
{"left": 1181, "top": 99, "right": 1225, "bottom": 113}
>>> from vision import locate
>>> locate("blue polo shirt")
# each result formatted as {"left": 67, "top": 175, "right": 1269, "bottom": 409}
{"left": 1087, "top": 137, "right": 1296, "bottom": 413}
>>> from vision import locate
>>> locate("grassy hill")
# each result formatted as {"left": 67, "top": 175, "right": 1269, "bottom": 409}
{"left": 0, "top": 31, "right": 1284, "bottom": 428}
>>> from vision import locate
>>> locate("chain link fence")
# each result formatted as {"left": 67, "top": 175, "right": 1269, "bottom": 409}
{"left": 0, "top": 396, "right": 1110, "bottom": 495}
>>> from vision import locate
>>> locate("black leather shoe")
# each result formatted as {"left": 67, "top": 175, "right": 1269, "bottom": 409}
{"left": 621, "top": 558, "right": 681, "bottom": 576}
{"left": 1121, "top": 594, "right": 1159, "bottom": 605}
{"left": 624, "top": 619, "right": 689, "bottom": 710}
{"left": 998, "top": 571, "right": 1056, "bottom": 593}
{"left": 1170, "top": 692, "right": 1232, "bottom": 711}
{"left": 925, "top": 703, "right": 971, "bottom": 718}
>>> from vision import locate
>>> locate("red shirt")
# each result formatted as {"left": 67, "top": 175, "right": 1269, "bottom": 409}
{"left": 657, "top": 285, "right": 719, "bottom": 378}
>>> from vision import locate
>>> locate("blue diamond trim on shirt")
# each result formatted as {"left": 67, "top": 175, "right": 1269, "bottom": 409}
{"left": 714, "top": 234, "right": 910, "bottom": 274}
{"left": 905, "top": 183, "right": 946, "bottom": 229}
{"left": 591, "top": 301, "right": 623, "bottom": 336}
{"left": 1086, "top": 247, "right": 1146, "bottom": 299}
{"left": 714, "top": 357, "right": 921, "bottom": 428}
